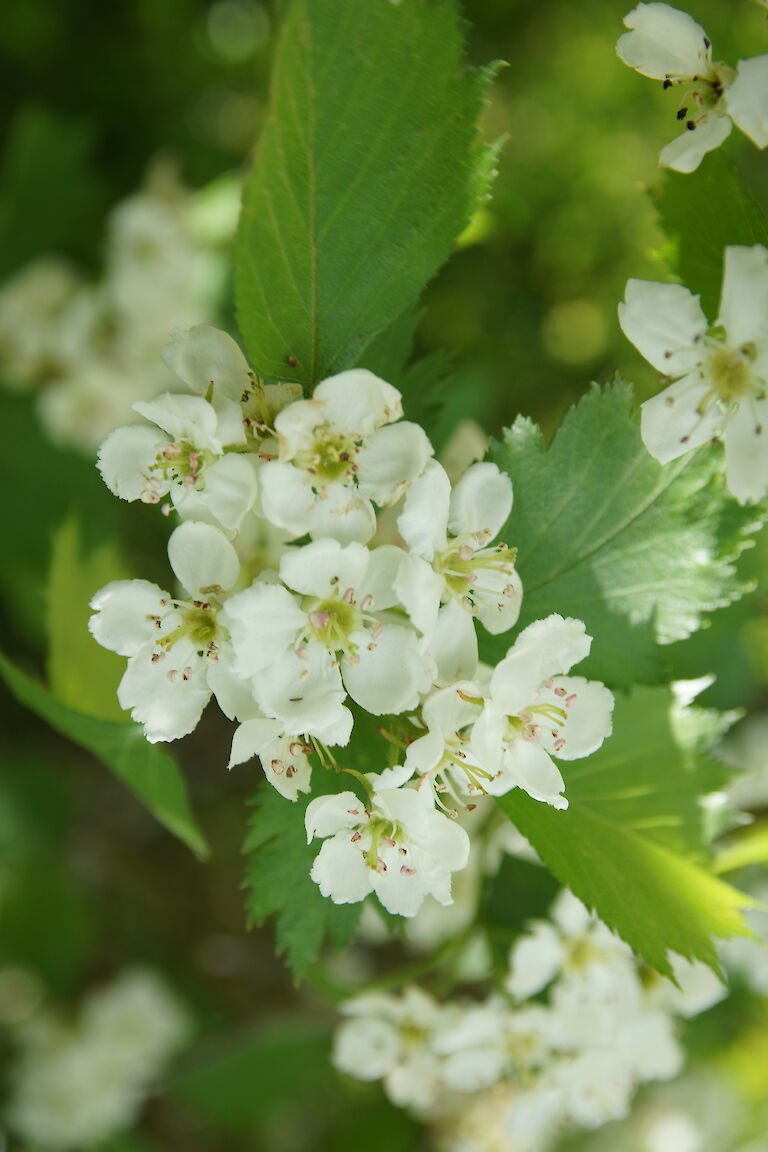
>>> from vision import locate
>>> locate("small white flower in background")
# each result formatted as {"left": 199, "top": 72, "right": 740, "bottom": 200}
{"left": 619, "top": 245, "right": 768, "bottom": 503}
{"left": 97, "top": 390, "right": 258, "bottom": 534}
{"left": 305, "top": 772, "right": 470, "bottom": 916}
{"left": 617, "top": 3, "right": 768, "bottom": 172}
{"left": 0, "top": 258, "right": 81, "bottom": 387}
{"left": 471, "top": 615, "right": 614, "bottom": 809}
{"left": 7, "top": 968, "right": 188, "bottom": 1152}
{"left": 259, "top": 368, "right": 433, "bottom": 544}
{"left": 397, "top": 460, "right": 522, "bottom": 684}
{"left": 90, "top": 521, "right": 244, "bottom": 741}
{"left": 223, "top": 537, "right": 433, "bottom": 739}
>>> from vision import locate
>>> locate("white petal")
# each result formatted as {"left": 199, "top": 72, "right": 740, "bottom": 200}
{"left": 506, "top": 922, "right": 565, "bottom": 999}
{"left": 260, "top": 460, "right": 315, "bottom": 537}
{"left": 726, "top": 55, "right": 768, "bottom": 149}
{"left": 172, "top": 454, "right": 258, "bottom": 535}
{"left": 133, "top": 393, "right": 221, "bottom": 451}
{"left": 118, "top": 644, "right": 211, "bottom": 742}
{"left": 229, "top": 719, "right": 312, "bottom": 801}
{"left": 640, "top": 371, "right": 722, "bottom": 464}
{"left": 658, "top": 114, "right": 732, "bottom": 173}
{"left": 333, "top": 1018, "right": 400, "bottom": 1081}
{"left": 343, "top": 624, "right": 433, "bottom": 715}
{"left": 495, "top": 739, "right": 568, "bottom": 809}
{"left": 723, "top": 396, "right": 768, "bottom": 503}
{"left": 223, "top": 583, "right": 305, "bottom": 676}
{"left": 428, "top": 600, "right": 479, "bottom": 687}
{"left": 356, "top": 422, "right": 433, "bottom": 504}
{"left": 490, "top": 615, "right": 591, "bottom": 716}
{"left": 419, "top": 807, "right": 471, "bottom": 873}
{"left": 89, "top": 579, "right": 168, "bottom": 656}
{"left": 311, "top": 836, "right": 374, "bottom": 904}
{"left": 394, "top": 553, "right": 443, "bottom": 636}
{"left": 397, "top": 459, "right": 451, "bottom": 560}
{"left": 313, "top": 369, "right": 403, "bottom": 435}
{"left": 618, "top": 279, "right": 707, "bottom": 375}
{"left": 473, "top": 565, "right": 523, "bottom": 636}
{"left": 717, "top": 244, "right": 768, "bottom": 349}
{"left": 274, "top": 396, "right": 325, "bottom": 459}
{"left": 538, "top": 676, "right": 615, "bottom": 761}
{"left": 306, "top": 791, "right": 366, "bottom": 839}
{"left": 167, "top": 521, "right": 240, "bottom": 594}
{"left": 448, "top": 462, "right": 512, "bottom": 540}
{"left": 361, "top": 545, "right": 406, "bottom": 612}
{"left": 373, "top": 862, "right": 433, "bottom": 918}
{"left": 206, "top": 647, "right": 260, "bottom": 721}
{"left": 254, "top": 645, "right": 351, "bottom": 743}
{"left": 308, "top": 483, "right": 377, "bottom": 545}
{"left": 422, "top": 682, "right": 482, "bottom": 742}
{"left": 162, "top": 325, "right": 252, "bottom": 401}
{"left": 616, "top": 3, "right": 712, "bottom": 80}
{"left": 97, "top": 425, "right": 167, "bottom": 501}
{"left": 279, "top": 538, "right": 369, "bottom": 597}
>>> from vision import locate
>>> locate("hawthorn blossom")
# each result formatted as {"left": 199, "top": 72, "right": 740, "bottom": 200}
{"left": 259, "top": 369, "right": 433, "bottom": 544}
{"left": 617, "top": 3, "right": 768, "bottom": 172}
{"left": 223, "top": 538, "right": 433, "bottom": 740}
{"left": 396, "top": 460, "right": 521, "bottom": 684}
{"left": 97, "top": 391, "right": 258, "bottom": 533}
{"left": 89, "top": 522, "right": 243, "bottom": 742}
{"left": 404, "top": 682, "right": 490, "bottom": 797}
{"left": 471, "top": 615, "right": 614, "bottom": 809}
{"left": 305, "top": 773, "right": 470, "bottom": 917}
{"left": 619, "top": 245, "right": 768, "bottom": 503}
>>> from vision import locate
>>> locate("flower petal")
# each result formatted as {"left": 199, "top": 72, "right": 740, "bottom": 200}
{"left": 619, "top": 280, "right": 707, "bottom": 375}
{"left": 640, "top": 371, "right": 722, "bottom": 464}
{"left": 229, "top": 718, "right": 312, "bottom": 801}
{"left": 279, "top": 538, "right": 369, "bottom": 598}
{"left": 717, "top": 244, "right": 768, "bottom": 350}
{"left": 260, "top": 460, "right": 315, "bottom": 537}
{"left": 361, "top": 545, "right": 406, "bottom": 612}
{"left": 343, "top": 624, "right": 433, "bottom": 715}
{"left": 313, "top": 370, "right": 403, "bottom": 435}
{"left": 89, "top": 579, "right": 168, "bottom": 656}
{"left": 428, "top": 600, "right": 479, "bottom": 687}
{"left": 473, "top": 564, "right": 523, "bottom": 636}
{"left": 133, "top": 393, "right": 221, "bottom": 451}
{"left": 495, "top": 738, "right": 568, "bottom": 809}
{"left": 490, "top": 615, "right": 591, "bottom": 716}
{"left": 538, "top": 675, "right": 614, "bottom": 761}
{"left": 356, "top": 422, "right": 433, "bottom": 504}
{"left": 97, "top": 425, "right": 167, "bottom": 502}
{"left": 394, "top": 553, "right": 443, "bottom": 636}
{"left": 162, "top": 325, "right": 252, "bottom": 401}
{"left": 311, "top": 836, "right": 374, "bottom": 904}
{"left": 506, "top": 921, "right": 565, "bottom": 999}
{"left": 306, "top": 791, "right": 366, "bottom": 840}
{"left": 616, "top": 3, "right": 712, "bottom": 80}
{"left": 167, "top": 521, "right": 240, "bottom": 594}
{"left": 308, "top": 482, "right": 377, "bottom": 545}
{"left": 118, "top": 643, "right": 210, "bottom": 742}
{"left": 723, "top": 395, "right": 768, "bottom": 504}
{"left": 172, "top": 453, "right": 258, "bottom": 534}
{"left": 448, "top": 462, "right": 512, "bottom": 540}
{"left": 254, "top": 645, "right": 352, "bottom": 744}
{"left": 223, "top": 583, "right": 306, "bottom": 676}
{"left": 397, "top": 459, "right": 451, "bottom": 560}
{"left": 726, "top": 55, "right": 768, "bottom": 149}
{"left": 658, "top": 114, "right": 732, "bottom": 174}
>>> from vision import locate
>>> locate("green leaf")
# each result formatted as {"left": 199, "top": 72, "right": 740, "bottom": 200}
{"left": 244, "top": 778, "right": 360, "bottom": 980}
{"left": 497, "top": 687, "right": 752, "bottom": 976}
{"left": 0, "top": 652, "right": 209, "bottom": 858}
{"left": 47, "top": 518, "right": 128, "bottom": 721}
{"left": 715, "top": 822, "right": 768, "bottom": 875}
{"left": 236, "top": 0, "right": 497, "bottom": 387}
{"left": 486, "top": 382, "right": 763, "bottom": 687}
{"left": 653, "top": 151, "right": 768, "bottom": 319}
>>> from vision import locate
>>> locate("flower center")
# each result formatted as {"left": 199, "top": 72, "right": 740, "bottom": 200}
{"left": 149, "top": 592, "right": 226, "bottom": 666}
{"left": 436, "top": 539, "right": 517, "bottom": 609}
{"left": 666, "top": 60, "right": 735, "bottom": 130}
{"left": 364, "top": 815, "right": 406, "bottom": 873}
{"left": 142, "top": 440, "right": 213, "bottom": 503}
{"left": 296, "top": 426, "right": 358, "bottom": 485}
{"left": 707, "top": 344, "right": 755, "bottom": 404}
{"left": 302, "top": 587, "right": 380, "bottom": 659}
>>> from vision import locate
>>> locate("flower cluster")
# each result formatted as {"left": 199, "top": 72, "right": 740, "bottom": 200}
{"left": 6, "top": 969, "right": 189, "bottom": 1151}
{"left": 617, "top": 3, "right": 768, "bottom": 172}
{"left": 90, "top": 325, "right": 615, "bottom": 918}
{"left": 334, "top": 891, "right": 726, "bottom": 1152}
{"left": 0, "top": 162, "right": 237, "bottom": 451}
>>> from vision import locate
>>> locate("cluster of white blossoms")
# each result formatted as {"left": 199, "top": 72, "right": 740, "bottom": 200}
{"left": 0, "top": 162, "right": 237, "bottom": 451}
{"left": 90, "top": 324, "right": 615, "bottom": 917}
{"left": 334, "top": 891, "right": 727, "bottom": 1152}
{"left": 6, "top": 969, "right": 188, "bottom": 1151}
{"left": 617, "top": 3, "right": 768, "bottom": 172}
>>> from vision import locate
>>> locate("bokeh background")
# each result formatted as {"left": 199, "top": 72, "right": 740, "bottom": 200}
{"left": 1, "top": 1, "right": 767, "bottom": 1149}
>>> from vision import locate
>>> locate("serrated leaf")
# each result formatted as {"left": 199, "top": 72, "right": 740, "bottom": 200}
{"left": 653, "top": 151, "right": 768, "bottom": 319}
{"left": 236, "top": 0, "right": 497, "bottom": 386}
{"left": 47, "top": 518, "right": 128, "bottom": 722}
{"left": 0, "top": 653, "right": 209, "bottom": 858}
{"left": 243, "top": 779, "right": 360, "bottom": 980}
{"left": 485, "top": 382, "right": 762, "bottom": 687}
{"left": 497, "top": 687, "right": 752, "bottom": 976}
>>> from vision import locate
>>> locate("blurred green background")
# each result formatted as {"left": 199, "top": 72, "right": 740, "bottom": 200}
{"left": 1, "top": 1, "right": 767, "bottom": 1148}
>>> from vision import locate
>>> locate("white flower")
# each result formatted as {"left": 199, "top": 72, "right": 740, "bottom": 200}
{"left": 305, "top": 776, "right": 470, "bottom": 917}
{"left": 223, "top": 538, "right": 433, "bottom": 739}
{"left": 89, "top": 521, "right": 244, "bottom": 741}
{"left": 0, "top": 257, "right": 81, "bottom": 387}
{"left": 617, "top": 3, "right": 768, "bottom": 172}
{"left": 620, "top": 245, "right": 768, "bottom": 503}
{"left": 228, "top": 717, "right": 313, "bottom": 801}
{"left": 397, "top": 460, "right": 521, "bottom": 684}
{"left": 404, "top": 682, "right": 491, "bottom": 797}
{"left": 259, "top": 369, "right": 433, "bottom": 544}
{"left": 471, "top": 616, "right": 614, "bottom": 809}
{"left": 97, "top": 391, "right": 258, "bottom": 533}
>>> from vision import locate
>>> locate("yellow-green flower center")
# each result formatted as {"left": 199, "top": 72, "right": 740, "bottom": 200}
{"left": 296, "top": 426, "right": 358, "bottom": 484}
{"left": 707, "top": 344, "right": 755, "bottom": 404}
